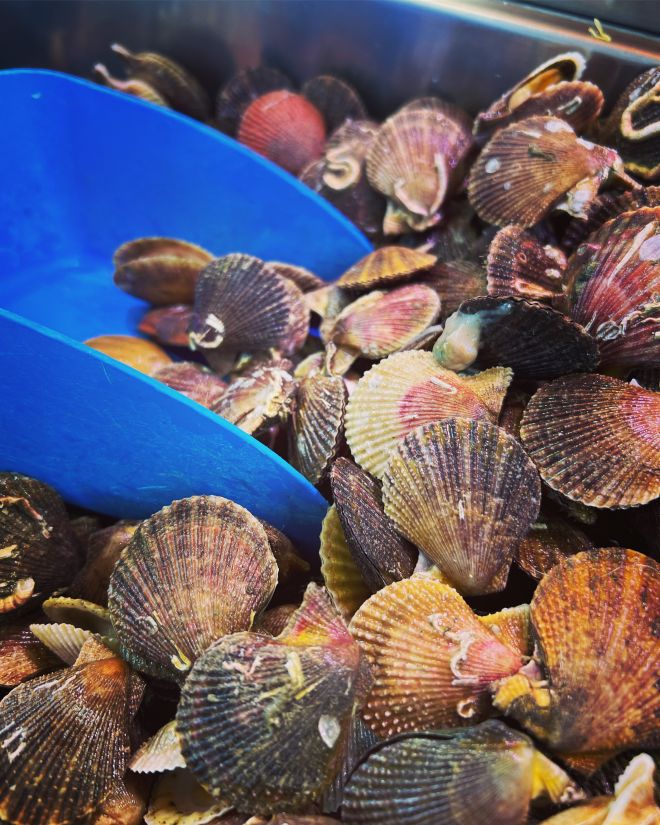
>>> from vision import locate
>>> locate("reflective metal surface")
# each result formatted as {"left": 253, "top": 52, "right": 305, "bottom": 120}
{"left": 0, "top": 0, "right": 657, "bottom": 118}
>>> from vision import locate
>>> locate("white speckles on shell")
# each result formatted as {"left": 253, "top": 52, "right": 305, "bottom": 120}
{"left": 485, "top": 158, "right": 501, "bottom": 174}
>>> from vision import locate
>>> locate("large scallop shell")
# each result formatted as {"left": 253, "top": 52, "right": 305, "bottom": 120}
{"left": 213, "top": 365, "right": 295, "bottom": 434}
{"left": 69, "top": 520, "right": 138, "bottom": 606}
{"left": 424, "top": 260, "right": 488, "bottom": 321}
{"left": 382, "top": 418, "right": 541, "bottom": 595}
{"left": 139, "top": 304, "right": 193, "bottom": 347}
{"left": 153, "top": 362, "right": 228, "bottom": 409}
{"left": 515, "top": 514, "right": 593, "bottom": 581}
{"left": 319, "top": 505, "right": 370, "bottom": 621}
{"left": 0, "top": 472, "right": 80, "bottom": 613}
{"left": 177, "top": 585, "right": 366, "bottom": 812}
{"left": 520, "top": 373, "right": 660, "bottom": 508}
{"left": 0, "top": 613, "right": 60, "bottom": 685}
{"left": 433, "top": 296, "right": 599, "bottom": 379}
{"left": 302, "top": 75, "right": 367, "bottom": 132}
{"left": 108, "top": 495, "right": 278, "bottom": 682}
{"left": 568, "top": 207, "right": 660, "bottom": 368}
{"left": 349, "top": 578, "right": 524, "bottom": 736}
{"left": 344, "top": 350, "right": 511, "bottom": 478}
{"left": 85, "top": 335, "right": 173, "bottom": 376}
{"left": 337, "top": 247, "right": 436, "bottom": 291}
{"left": 494, "top": 549, "right": 660, "bottom": 772}
{"left": 216, "top": 66, "right": 292, "bottom": 135}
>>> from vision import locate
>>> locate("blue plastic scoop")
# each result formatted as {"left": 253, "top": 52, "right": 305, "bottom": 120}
{"left": 0, "top": 70, "right": 372, "bottom": 559}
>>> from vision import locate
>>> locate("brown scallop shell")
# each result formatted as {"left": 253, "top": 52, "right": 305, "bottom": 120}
{"left": 568, "top": 207, "right": 660, "bottom": 368}
{"left": 252, "top": 603, "right": 299, "bottom": 637}
{"left": 113, "top": 237, "right": 214, "bottom": 305}
{"left": 345, "top": 350, "right": 511, "bottom": 478}
{"left": 521, "top": 373, "right": 660, "bottom": 508}
{"left": 0, "top": 472, "right": 80, "bottom": 613}
{"left": 330, "top": 457, "right": 417, "bottom": 591}
{"left": 424, "top": 259, "right": 488, "bottom": 321}
{"left": 108, "top": 495, "right": 278, "bottom": 682}
{"left": 336, "top": 247, "right": 436, "bottom": 291}
{"left": 89, "top": 773, "right": 150, "bottom": 825}
{"left": 85, "top": 335, "right": 173, "bottom": 376}
{"left": 216, "top": 66, "right": 292, "bottom": 135}
{"left": 432, "top": 296, "right": 599, "bottom": 379}
{"left": 319, "top": 505, "right": 371, "bottom": 621}
{"left": 302, "top": 75, "right": 367, "bottom": 132}
{"left": 68, "top": 520, "right": 139, "bottom": 607}
{"left": 268, "top": 261, "right": 325, "bottom": 293}
{"left": 0, "top": 613, "right": 60, "bottom": 686}
{"left": 382, "top": 418, "right": 541, "bottom": 595}
{"left": 349, "top": 579, "right": 524, "bottom": 736}
{"left": 258, "top": 521, "right": 310, "bottom": 584}
{"left": 289, "top": 373, "right": 347, "bottom": 485}
{"left": 145, "top": 767, "right": 234, "bottom": 825}
{"left": 494, "top": 549, "right": 660, "bottom": 772}
{"left": 213, "top": 365, "right": 295, "bottom": 434}
{"left": 153, "top": 362, "right": 228, "bottom": 409}
{"left": 238, "top": 90, "right": 326, "bottom": 176}
{"left": 177, "top": 584, "right": 366, "bottom": 812}
{"left": 94, "top": 63, "right": 170, "bottom": 106}
{"left": 130, "top": 720, "right": 185, "bottom": 774}
{"left": 515, "top": 514, "right": 593, "bottom": 581}
{"left": 139, "top": 304, "right": 194, "bottom": 347}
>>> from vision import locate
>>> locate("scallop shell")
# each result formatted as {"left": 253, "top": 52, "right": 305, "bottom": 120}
{"left": 111, "top": 44, "right": 210, "bottom": 120}
{"left": 289, "top": 373, "right": 347, "bottom": 485}
{"left": 253, "top": 603, "right": 299, "bottom": 637}
{"left": 29, "top": 622, "right": 94, "bottom": 665}
{"left": 268, "top": 261, "right": 325, "bottom": 293}
{"left": 216, "top": 66, "right": 292, "bottom": 135}
{"left": 342, "top": 720, "right": 581, "bottom": 825}
{"left": 108, "top": 495, "right": 278, "bottom": 682}
{"left": 145, "top": 768, "right": 234, "bottom": 825}
{"left": 382, "top": 418, "right": 541, "bottom": 595}
{"left": 130, "top": 720, "right": 185, "bottom": 774}
{"left": 568, "top": 207, "right": 660, "bottom": 368}
{"left": 113, "top": 237, "right": 214, "bottom": 305}
{"left": 330, "top": 457, "right": 417, "bottom": 591}
{"left": 177, "top": 585, "right": 365, "bottom": 812}
{"left": 520, "top": 373, "right": 660, "bottom": 508}
{"left": 139, "top": 304, "right": 194, "bottom": 347}
{"left": 494, "top": 549, "right": 660, "bottom": 771}
{"left": 302, "top": 75, "right": 367, "bottom": 132}
{"left": 399, "top": 97, "right": 473, "bottom": 132}
{"left": 322, "top": 714, "right": 379, "bottom": 813}
{"left": 349, "top": 578, "right": 524, "bottom": 736}
{"left": 68, "top": 520, "right": 139, "bottom": 606}
{"left": 424, "top": 260, "right": 488, "bottom": 321}
{"left": 0, "top": 613, "right": 60, "bottom": 686}
{"left": 480, "top": 604, "right": 532, "bottom": 658}
{"left": 0, "top": 472, "right": 80, "bottom": 613}
{"left": 189, "top": 254, "right": 309, "bottom": 368}
{"left": 337, "top": 247, "right": 436, "bottom": 291}
{"left": 42, "top": 596, "right": 114, "bottom": 635}
{"left": 319, "top": 505, "right": 370, "bottom": 621}
{"left": 153, "top": 362, "right": 228, "bottom": 409}
{"left": 433, "top": 296, "right": 599, "bottom": 379}
{"left": 468, "top": 116, "right": 624, "bottom": 227}
{"left": 344, "top": 350, "right": 510, "bottom": 478}
{"left": 94, "top": 63, "right": 170, "bottom": 106}
{"left": 238, "top": 90, "right": 326, "bottom": 175}
{"left": 259, "top": 521, "right": 310, "bottom": 583}
{"left": 213, "top": 366, "right": 295, "bottom": 434}
{"left": 515, "top": 514, "right": 593, "bottom": 580}
{"left": 85, "top": 335, "right": 172, "bottom": 376}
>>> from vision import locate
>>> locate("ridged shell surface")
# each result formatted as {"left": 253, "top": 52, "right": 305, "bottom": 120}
{"left": 515, "top": 515, "right": 593, "bottom": 580}
{"left": 29, "top": 622, "right": 94, "bottom": 665}
{"left": 425, "top": 260, "right": 488, "bottom": 321}
{"left": 130, "top": 720, "right": 186, "bottom": 774}
{"left": 213, "top": 366, "right": 295, "bottom": 434}
{"left": 0, "top": 614, "right": 60, "bottom": 685}
{"left": 216, "top": 66, "right": 292, "bottom": 135}
{"left": 139, "top": 304, "right": 193, "bottom": 347}
{"left": 319, "top": 505, "right": 371, "bottom": 621}
{"left": 302, "top": 75, "right": 367, "bottom": 132}
{"left": 153, "top": 362, "right": 227, "bottom": 410}
{"left": 337, "top": 247, "right": 436, "bottom": 291}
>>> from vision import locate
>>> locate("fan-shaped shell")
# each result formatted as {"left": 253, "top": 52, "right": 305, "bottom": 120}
{"left": 345, "top": 350, "right": 510, "bottom": 478}
{"left": 568, "top": 207, "right": 660, "bottom": 368}
{"left": 0, "top": 613, "right": 60, "bottom": 685}
{"left": 108, "top": 495, "right": 278, "bottom": 681}
{"left": 520, "top": 373, "right": 660, "bottom": 508}
{"left": 130, "top": 720, "right": 185, "bottom": 774}
{"left": 268, "top": 261, "right": 325, "bottom": 293}
{"left": 319, "top": 505, "right": 370, "bottom": 621}
{"left": 337, "top": 247, "right": 436, "bottom": 291}
{"left": 42, "top": 596, "right": 114, "bottom": 635}
{"left": 213, "top": 365, "right": 295, "bottom": 434}
{"left": 139, "top": 304, "right": 193, "bottom": 347}
{"left": 153, "top": 362, "right": 227, "bottom": 409}
{"left": 216, "top": 66, "right": 292, "bottom": 135}
{"left": 259, "top": 521, "right": 310, "bottom": 583}
{"left": 425, "top": 259, "right": 488, "bottom": 321}
{"left": 433, "top": 296, "right": 599, "bottom": 379}
{"left": 515, "top": 514, "right": 593, "bottom": 580}
{"left": 253, "top": 603, "right": 299, "bottom": 637}
{"left": 68, "top": 520, "right": 138, "bottom": 606}
{"left": 145, "top": 768, "right": 234, "bottom": 825}
{"left": 85, "top": 335, "right": 173, "bottom": 376}
{"left": 382, "top": 418, "right": 541, "bottom": 595}
{"left": 349, "top": 578, "right": 524, "bottom": 736}
{"left": 302, "top": 75, "right": 367, "bottom": 132}
{"left": 29, "top": 622, "right": 94, "bottom": 665}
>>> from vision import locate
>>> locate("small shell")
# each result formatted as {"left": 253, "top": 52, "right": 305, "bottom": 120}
{"left": 268, "top": 262, "right": 325, "bottom": 293}
{"left": 130, "top": 720, "right": 185, "bottom": 774}
{"left": 29, "top": 622, "right": 94, "bottom": 664}
{"left": 0, "top": 473, "right": 80, "bottom": 613}
{"left": 520, "top": 373, "right": 660, "bottom": 508}
{"left": 111, "top": 44, "right": 210, "bottom": 120}
{"left": 330, "top": 457, "right": 417, "bottom": 591}
{"left": 238, "top": 90, "right": 326, "bottom": 176}
{"left": 345, "top": 350, "right": 511, "bottom": 478}
{"left": 108, "top": 495, "right": 278, "bottom": 681}
{"left": 515, "top": 514, "right": 593, "bottom": 580}
{"left": 342, "top": 720, "right": 581, "bottom": 825}
{"left": 433, "top": 296, "right": 599, "bottom": 379}
{"left": 253, "top": 603, "right": 299, "bottom": 637}
{"left": 153, "top": 362, "right": 228, "bottom": 409}
{"left": 68, "top": 521, "right": 138, "bottom": 606}
{"left": 337, "top": 247, "right": 435, "bottom": 292}
{"left": 304, "top": 284, "right": 351, "bottom": 321}
{"left": 0, "top": 614, "right": 60, "bottom": 686}
{"left": 113, "top": 237, "right": 214, "bottom": 305}
{"left": 42, "top": 596, "right": 114, "bottom": 635}
{"left": 213, "top": 366, "right": 295, "bottom": 435}
{"left": 94, "top": 63, "right": 169, "bottom": 106}
{"left": 302, "top": 75, "right": 367, "bottom": 132}
{"left": 349, "top": 579, "right": 524, "bottom": 736}
{"left": 568, "top": 207, "right": 660, "bottom": 368}
{"left": 216, "top": 66, "right": 292, "bottom": 135}
{"left": 382, "top": 418, "right": 541, "bottom": 595}
{"left": 85, "top": 334, "right": 172, "bottom": 376}
{"left": 320, "top": 505, "right": 371, "bottom": 621}
{"left": 424, "top": 260, "right": 488, "bottom": 321}
{"left": 289, "top": 373, "right": 347, "bottom": 485}
{"left": 487, "top": 226, "right": 568, "bottom": 306}
{"left": 259, "top": 521, "right": 310, "bottom": 584}
{"left": 139, "top": 304, "right": 194, "bottom": 347}
{"left": 189, "top": 254, "right": 309, "bottom": 369}
{"left": 145, "top": 768, "right": 234, "bottom": 825}
{"left": 494, "top": 549, "right": 660, "bottom": 771}
{"left": 177, "top": 585, "right": 366, "bottom": 812}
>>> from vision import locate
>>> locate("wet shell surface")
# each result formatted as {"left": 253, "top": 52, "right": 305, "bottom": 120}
{"left": 29, "top": 621, "right": 94, "bottom": 665}
{"left": 568, "top": 207, "right": 660, "bottom": 368}
{"left": 213, "top": 366, "right": 295, "bottom": 434}
{"left": 139, "top": 304, "right": 194, "bottom": 347}
{"left": 238, "top": 90, "right": 327, "bottom": 175}
{"left": 349, "top": 578, "right": 524, "bottom": 736}
{"left": 216, "top": 66, "right": 292, "bottom": 135}
{"left": 108, "top": 495, "right": 278, "bottom": 681}
{"left": 85, "top": 335, "right": 173, "bottom": 376}
{"left": 319, "top": 505, "right": 371, "bottom": 621}
{"left": 153, "top": 362, "right": 228, "bottom": 409}
{"left": 336, "top": 247, "right": 436, "bottom": 291}
{"left": 520, "top": 373, "right": 660, "bottom": 508}
{"left": 144, "top": 767, "right": 234, "bottom": 825}
{"left": 323, "top": 714, "right": 379, "bottom": 813}
{"left": 433, "top": 296, "right": 599, "bottom": 379}
{"left": 515, "top": 514, "right": 593, "bottom": 580}
{"left": 69, "top": 520, "right": 139, "bottom": 606}
{"left": 0, "top": 614, "right": 60, "bottom": 685}
{"left": 94, "top": 63, "right": 170, "bottom": 106}
{"left": 382, "top": 418, "right": 541, "bottom": 595}
{"left": 253, "top": 603, "right": 299, "bottom": 637}
{"left": 302, "top": 75, "right": 367, "bottom": 132}
{"left": 424, "top": 259, "right": 488, "bottom": 321}
{"left": 268, "top": 261, "right": 325, "bottom": 293}
{"left": 344, "top": 350, "right": 510, "bottom": 478}
{"left": 130, "top": 720, "right": 186, "bottom": 774}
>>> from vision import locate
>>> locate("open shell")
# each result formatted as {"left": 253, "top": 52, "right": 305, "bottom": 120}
{"left": 216, "top": 66, "right": 292, "bottom": 135}
{"left": 302, "top": 75, "right": 367, "bottom": 132}
{"left": 145, "top": 768, "right": 234, "bottom": 825}
{"left": 85, "top": 335, "right": 172, "bottom": 376}
{"left": 336, "top": 247, "right": 436, "bottom": 291}
{"left": 213, "top": 365, "right": 295, "bottom": 435}
{"left": 108, "top": 495, "right": 278, "bottom": 681}
{"left": 29, "top": 622, "right": 94, "bottom": 665}
{"left": 319, "top": 505, "right": 371, "bottom": 621}
{"left": 139, "top": 304, "right": 193, "bottom": 347}
{"left": 268, "top": 261, "right": 325, "bottom": 293}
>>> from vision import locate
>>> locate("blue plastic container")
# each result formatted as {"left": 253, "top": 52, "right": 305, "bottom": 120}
{"left": 0, "top": 70, "right": 372, "bottom": 558}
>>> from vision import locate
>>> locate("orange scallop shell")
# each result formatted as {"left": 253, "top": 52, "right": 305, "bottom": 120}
{"left": 515, "top": 514, "right": 593, "bottom": 581}
{"left": 84, "top": 335, "right": 173, "bottom": 376}
{"left": 337, "top": 246, "right": 436, "bottom": 291}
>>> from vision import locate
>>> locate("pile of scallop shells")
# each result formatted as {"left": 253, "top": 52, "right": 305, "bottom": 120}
{"left": 0, "top": 49, "right": 658, "bottom": 825}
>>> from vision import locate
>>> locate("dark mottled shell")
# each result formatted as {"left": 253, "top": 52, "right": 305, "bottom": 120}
{"left": 69, "top": 521, "right": 138, "bottom": 607}
{"left": 85, "top": 335, "right": 173, "bottom": 376}
{"left": 0, "top": 612, "right": 60, "bottom": 685}
{"left": 213, "top": 365, "right": 295, "bottom": 434}
{"left": 568, "top": 207, "right": 660, "bottom": 368}
{"left": 302, "top": 75, "right": 367, "bottom": 132}
{"left": 0, "top": 473, "right": 79, "bottom": 613}
{"left": 349, "top": 579, "right": 523, "bottom": 736}
{"left": 108, "top": 495, "right": 278, "bottom": 681}
{"left": 330, "top": 457, "right": 417, "bottom": 591}
{"left": 433, "top": 296, "right": 599, "bottom": 379}
{"left": 145, "top": 767, "right": 233, "bottom": 825}
{"left": 259, "top": 521, "right": 310, "bottom": 583}
{"left": 153, "top": 362, "right": 227, "bottom": 409}
{"left": 113, "top": 237, "right": 214, "bottom": 305}
{"left": 343, "top": 720, "right": 580, "bottom": 825}
{"left": 216, "top": 66, "right": 292, "bottom": 135}
{"left": 177, "top": 585, "right": 365, "bottom": 812}
{"left": 130, "top": 720, "right": 185, "bottom": 774}
{"left": 139, "top": 304, "right": 194, "bottom": 347}
{"left": 497, "top": 387, "right": 531, "bottom": 441}
{"left": 111, "top": 44, "right": 210, "bottom": 120}
{"left": 424, "top": 260, "right": 488, "bottom": 321}
{"left": 382, "top": 418, "right": 541, "bottom": 595}
{"left": 94, "top": 63, "right": 169, "bottom": 106}
{"left": 520, "top": 373, "right": 660, "bottom": 508}
{"left": 268, "top": 261, "right": 325, "bottom": 293}
{"left": 253, "top": 603, "right": 299, "bottom": 636}
{"left": 319, "top": 505, "right": 370, "bottom": 622}
{"left": 515, "top": 514, "right": 593, "bottom": 580}
{"left": 494, "top": 549, "right": 660, "bottom": 771}
{"left": 337, "top": 246, "right": 436, "bottom": 291}
{"left": 323, "top": 714, "right": 379, "bottom": 813}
